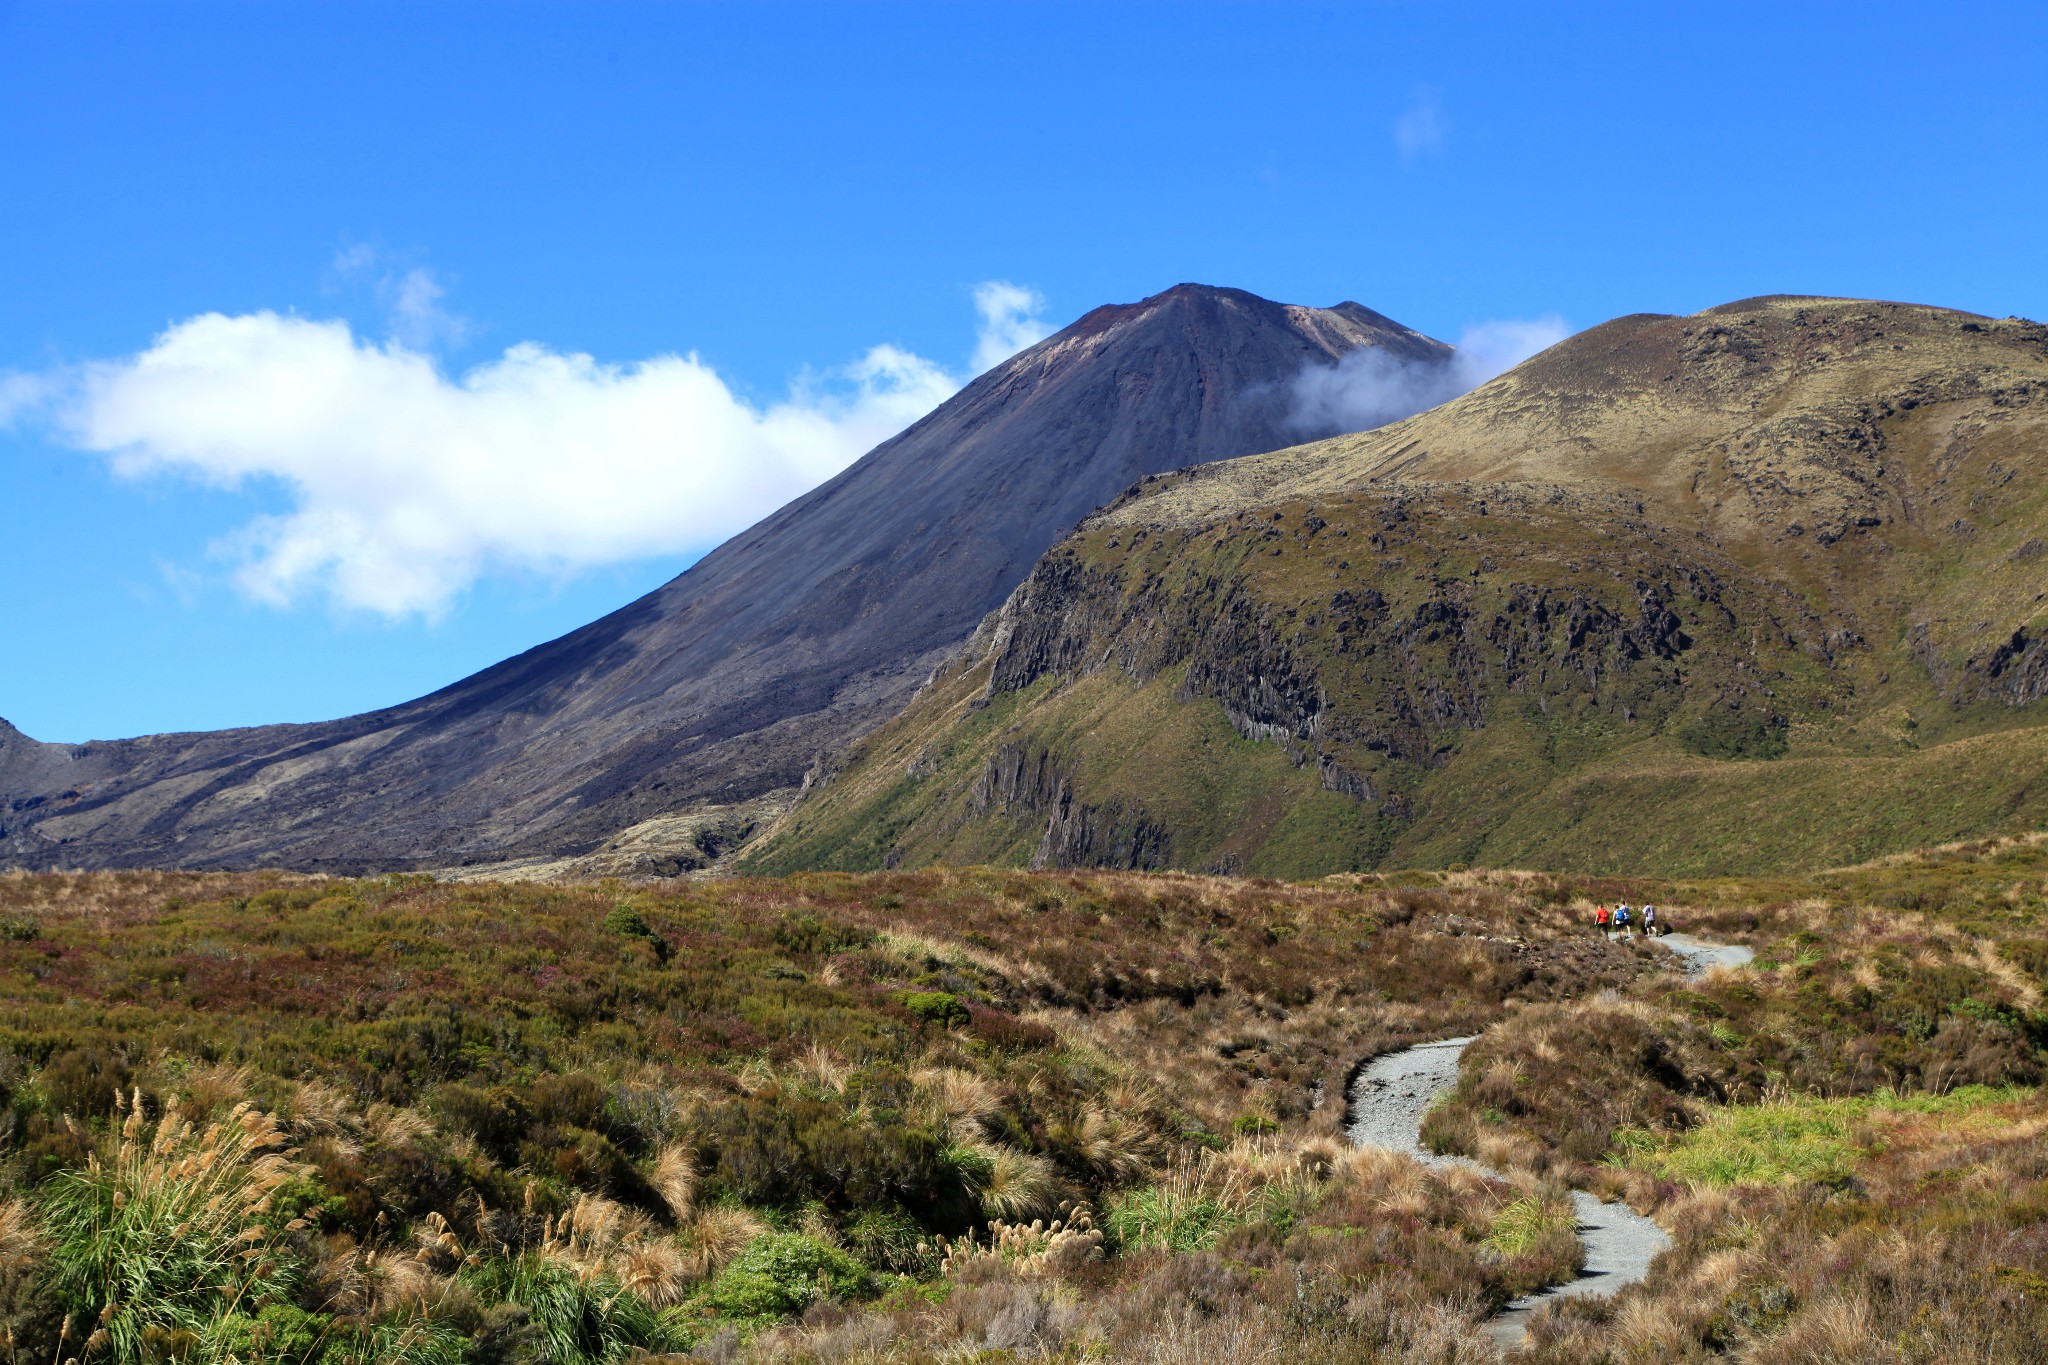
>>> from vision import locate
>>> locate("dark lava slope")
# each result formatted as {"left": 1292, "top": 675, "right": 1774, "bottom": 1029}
{"left": 0, "top": 285, "right": 1452, "bottom": 871}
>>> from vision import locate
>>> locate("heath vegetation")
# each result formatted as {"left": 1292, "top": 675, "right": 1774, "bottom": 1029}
{"left": 0, "top": 865, "right": 1660, "bottom": 1362}
{"left": 0, "top": 841, "right": 2043, "bottom": 1360}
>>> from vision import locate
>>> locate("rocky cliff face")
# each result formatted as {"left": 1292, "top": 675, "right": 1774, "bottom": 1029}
{"left": 748, "top": 298, "right": 2048, "bottom": 878}
{"left": 0, "top": 286, "right": 1454, "bottom": 872}
{"left": 969, "top": 741, "right": 1171, "bottom": 872}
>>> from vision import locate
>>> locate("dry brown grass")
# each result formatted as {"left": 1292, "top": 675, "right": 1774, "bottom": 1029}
{"left": 1, "top": 851, "right": 2042, "bottom": 1358}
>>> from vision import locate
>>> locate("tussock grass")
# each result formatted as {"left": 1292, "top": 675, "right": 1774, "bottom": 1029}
{"left": 38, "top": 1092, "right": 310, "bottom": 1364}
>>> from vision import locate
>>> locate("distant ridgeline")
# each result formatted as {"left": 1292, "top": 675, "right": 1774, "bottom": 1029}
{"left": 747, "top": 297, "right": 2048, "bottom": 878}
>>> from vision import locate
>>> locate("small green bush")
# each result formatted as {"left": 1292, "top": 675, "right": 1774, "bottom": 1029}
{"left": 774, "top": 912, "right": 872, "bottom": 956}
{"left": 432, "top": 1081, "right": 530, "bottom": 1152}
{"left": 40, "top": 1047, "right": 130, "bottom": 1119}
{"left": 895, "top": 990, "right": 969, "bottom": 1028}
{"left": 695, "top": 1092, "right": 969, "bottom": 1221}
{"left": 38, "top": 1100, "right": 307, "bottom": 1365}
{"left": 704, "top": 1233, "right": 871, "bottom": 1321}
{"left": 203, "top": 1304, "right": 329, "bottom": 1363}
{"left": 1484, "top": 1195, "right": 1575, "bottom": 1257}
{"left": 325, "top": 1317, "right": 470, "bottom": 1365}
{"left": 602, "top": 903, "right": 670, "bottom": 961}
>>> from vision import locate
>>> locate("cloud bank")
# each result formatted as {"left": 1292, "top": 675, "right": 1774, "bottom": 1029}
{"left": 1287, "top": 315, "right": 1571, "bottom": 439}
{"left": 14, "top": 283, "right": 1051, "bottom": 618}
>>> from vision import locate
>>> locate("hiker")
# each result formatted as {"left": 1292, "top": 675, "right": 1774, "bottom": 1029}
{"left": 1614, "top": 904, "right": 1632, "bottom": 937}
{"left": 1596, "top": 905, "right": 1612, "bottom": 936}
{"left": 1642, "top": 904, "right": 1658, "bottom": 937}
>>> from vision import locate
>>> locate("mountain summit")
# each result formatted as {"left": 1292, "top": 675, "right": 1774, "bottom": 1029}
{"left": 0, "top": 285, "right": 1453, "bottom": 872}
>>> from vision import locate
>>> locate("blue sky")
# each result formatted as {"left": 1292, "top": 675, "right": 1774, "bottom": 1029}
{"left": 4, "top": 1, "right": 2044, "bottom": 743}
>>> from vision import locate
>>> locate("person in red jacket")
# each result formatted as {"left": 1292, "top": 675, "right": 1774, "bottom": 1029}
{"left": 1595, "top": 905, "right": 1612, "bottom": 936}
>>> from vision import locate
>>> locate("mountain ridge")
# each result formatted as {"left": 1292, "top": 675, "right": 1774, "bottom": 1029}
{"left": 746, "top": 295, "right": 2048, "bottom": 878}
{"left": 0, "top": 284, "right": 1454, "bottom": 872}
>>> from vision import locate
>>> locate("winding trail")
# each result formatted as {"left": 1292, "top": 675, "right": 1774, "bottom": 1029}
{"left": 1345, "top": 932, "right": 1751, "bottom": 1351}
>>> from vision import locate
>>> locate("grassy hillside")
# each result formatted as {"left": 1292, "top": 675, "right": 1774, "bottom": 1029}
{"left": 0, "top": 842, "right": 2045, "bottom": 1359}
{"left": 747, "top": 297, "right": 2048, "bottom": 878}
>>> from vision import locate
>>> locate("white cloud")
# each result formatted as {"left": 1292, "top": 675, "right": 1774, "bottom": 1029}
{"left": 1451, "top": 316, "right": 1572, "bottom": 379}
{"left": 1287, "top": 315, "right": 1570, "bottom": 439}
{"left": 29, "top": 304, "right": 982, "bottom": 618}
{"left": 1393, "top": 89, "right": 1446, "bottom": 166}
{"left": 971, "top": 280, "right": 1053, "bottom": 373}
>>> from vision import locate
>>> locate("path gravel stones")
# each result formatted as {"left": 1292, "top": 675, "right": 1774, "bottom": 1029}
{"left": 1654, "top": 932, "right": 1755, "bottom": 976}
{"left": 1343, "top": 933, "right": 1755, "bottom": 1350}
{"left": 1345, "top": 1036, "right": 1477, "bottom": 1165}
{"left": 1482, "top": 1190, "right": 1673, "bottom": 1348}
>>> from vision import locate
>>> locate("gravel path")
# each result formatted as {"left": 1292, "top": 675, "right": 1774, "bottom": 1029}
{"left": 1345, "top": 1037, "right": 1478, "bottom": 1166}
{"left": 1654, "top": 932, "right": 1755, "bottom": 976}
{"left": 1344, "top": 933, "right": 1752, "bottom": 1350}
{"left": 1481, "top": 1189, "right": 1673, "bottom": 1348}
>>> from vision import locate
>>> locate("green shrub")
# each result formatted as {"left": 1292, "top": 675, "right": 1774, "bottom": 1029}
{"left": 895, "top": 990, "right": 969, "bottom": 1028}
{"left": 695, "top": 1092, "right": 971, "bottom": 1224}
{"left": 1484, "top": 1195, "right": 1576, "bottom": 1257}
{"left": 528, "top": 1071, "right": 611, "bottom": 1129}
{"left": 324, "top": 1317, "right": 470, "bottom": 1365}
{"left": 602, "top": 903, "right": 670, "bottom": 961}
{"left": 203, "top": 1303, "right": 329, "bottom": 1364}
{"left": 40, "top": 1047, "right": 131, "bottom": 1119}
{"left": 841, "top": 1205, "right": 935, "bottom": 1273}
{"left": 774, "top": 912, "right": 873, "bottom": 956}
{"left": 704, "top": 1232, "right": 871, "bottom": 1321}
{"left": 432, "top": 1081, "right": 530, "bottom": 1153}
{"left": 2000, "top": 937, "right": 2048, "bottom": 984}
{"left": 1231, "top": 1114, "right": 1278, "bottom": 1137}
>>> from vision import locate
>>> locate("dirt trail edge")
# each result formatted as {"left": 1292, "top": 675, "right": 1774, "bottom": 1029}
{"left": 1345, "top": 935, "right": 1750, "bottom": 1352}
